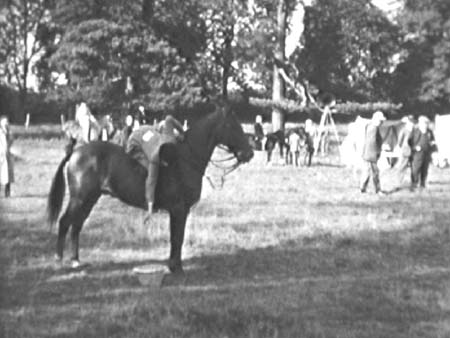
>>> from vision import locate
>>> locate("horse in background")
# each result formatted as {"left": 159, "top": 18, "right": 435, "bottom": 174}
{"left": 264, "top": 130, "right": 289, "bottom": 163}
{"left": 62, "top": 103, "right": 121, "bottom": 145}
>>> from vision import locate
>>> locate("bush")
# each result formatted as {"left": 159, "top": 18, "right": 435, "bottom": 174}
{"left": 248, "top": 97, "right": 402, "bottom": 123}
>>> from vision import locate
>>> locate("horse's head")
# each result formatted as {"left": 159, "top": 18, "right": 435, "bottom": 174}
{"left": 214, "top": 107, "right": 254, "bottom": 163}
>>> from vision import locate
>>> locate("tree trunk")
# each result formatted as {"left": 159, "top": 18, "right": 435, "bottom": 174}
{"left": 222, "top": 36, "right": 232, "bottom": 99}
{"left": 272, "top": 0, "right": 287, "bottom": 132}
{"left": 142, "top": 0, "right": 154, "bottom": 23}
{"left": 17, "top": 88, "right": 27, "bottom": 123}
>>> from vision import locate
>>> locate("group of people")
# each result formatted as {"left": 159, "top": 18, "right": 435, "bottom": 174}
{"left": 253, "top": 115, "right": 318, "bottom": 167}
{"left": 0, "top": 104, "right": 438, "bottom": 203}
{"left": 286, "top": 120, "right": 317, "bottom": 167}
{"left": 359, "top": 111, "right": 435, "bottom": 195}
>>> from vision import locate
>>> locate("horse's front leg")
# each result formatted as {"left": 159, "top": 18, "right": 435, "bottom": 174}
{"left": 168, "top": 205, "right": 188, "bottom": 274}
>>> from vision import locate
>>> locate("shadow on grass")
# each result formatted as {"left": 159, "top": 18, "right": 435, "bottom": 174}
{"left": 1, "top": 214, "right": 450, "bottom": 337}
{"left": 3, "top": 218, "right": 449, "bottom": 297}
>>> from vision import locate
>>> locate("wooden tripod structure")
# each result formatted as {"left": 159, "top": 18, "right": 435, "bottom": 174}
{"left": 315, "top": 103, "right": 341, "bottom": 157}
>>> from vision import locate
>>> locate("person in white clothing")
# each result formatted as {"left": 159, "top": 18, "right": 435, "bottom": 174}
{"left": 0, "top": 115, "right": 14, "bottom": 197}
{"left": 287, "top": 130, "right": 301, "bottom": 166}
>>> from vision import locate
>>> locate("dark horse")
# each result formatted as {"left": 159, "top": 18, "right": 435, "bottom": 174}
{"left": 47, "top": 107, "right": 254, "bottom": 274}
{"left": 264, "top": 130, "right": 289, "bottom": 163}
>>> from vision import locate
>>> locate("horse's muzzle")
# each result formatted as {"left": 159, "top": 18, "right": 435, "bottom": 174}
{"left": 236, "top": 149, "right": 254, "bottom": 163}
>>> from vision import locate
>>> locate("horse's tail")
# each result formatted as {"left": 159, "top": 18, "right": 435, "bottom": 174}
{"left": 47, "top": 139, "right": 75, "bottom": 229}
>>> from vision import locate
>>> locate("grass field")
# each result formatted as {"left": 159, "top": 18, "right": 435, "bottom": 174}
{"left": 1, "top": 134, "right": 450, "bottom": 337}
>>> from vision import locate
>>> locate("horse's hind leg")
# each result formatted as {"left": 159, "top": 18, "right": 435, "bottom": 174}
{"left": 55, "top": 194, "right": 99, "bottom": 265}
{"left": 56, "top": 198, "right": 81, "bottom": 261}
{"left": 69, "top": 194, "right": 99, "bottom": 266}
{"left": 267, "top": 149, "right": 272, "bottom": 163}
{"left": 306, "top": 150, "right": 312, "bottom": 166}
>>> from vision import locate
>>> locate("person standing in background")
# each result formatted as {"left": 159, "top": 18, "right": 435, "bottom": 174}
{"left": 409, "top": 115, "right": 435, "bottom": 190}
{"left": 395, "top": 115, "right": 415, "bottom": 187}
{"left": 287, "top": 129, "right": 301, "bottom": 167}
{"left": 305, "top": 119, "right": 318, "bottom": 155}
{"left": 135, "top": 105, "right": 148, "bottom": 125}
{"left": 254, "top": 115, "right": 264, "bottom": 151}
{"left": 120, "top": 114, "right": 135, "bottom": 147}
{"left": 360, "top": 111, "right": 386, "bottom": 195}
{"left": 0, "top": 115, "right": 14, "bottom": 197}
{"left": 75, "top": 102, "right": 99, "bottom": 143}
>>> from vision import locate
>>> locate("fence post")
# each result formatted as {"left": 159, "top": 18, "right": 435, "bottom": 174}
{"left": 25, "top": 113, "right": 30, "bottom": 129}
{"left": 60, "top": 114, "right": 65, "bottom": 128}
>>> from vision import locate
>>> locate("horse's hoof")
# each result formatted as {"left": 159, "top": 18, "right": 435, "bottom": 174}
{"left": 54, "top": 254, "right": 63, "bottom": 262}
{"left": 71, "top": 260, "right": 81, "bottom": 269}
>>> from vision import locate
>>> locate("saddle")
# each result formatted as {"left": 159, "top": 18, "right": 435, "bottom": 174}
{"left": 127, "top": 134, "right": 179, "bottom": 170}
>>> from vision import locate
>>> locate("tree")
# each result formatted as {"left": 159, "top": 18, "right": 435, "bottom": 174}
{"left": 45, "top": 0, "right": 206, "bottom": 116}
{"left": 393, "top": 0, "right": 450, "bottom": 113}
{"left": 0, "top": 0, "right": 51, "bottom": 122}
{"left": 295, "top": 0, "right": 400, "bottom": 102}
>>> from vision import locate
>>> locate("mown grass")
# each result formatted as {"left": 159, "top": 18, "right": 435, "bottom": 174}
{"left": 0, "top": 135, "right": 449, "bottom": 338}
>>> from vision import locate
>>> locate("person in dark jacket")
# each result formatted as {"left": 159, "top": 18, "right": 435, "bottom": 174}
{"left": 360, "top": 111, "right": 386, "bottom": 195}
{"left": 395, "top": 115, "right": 415, "bottom": 186}
{"left": 254, "top": 115, "right": 264, "bottom": 150}
{"left": 408, "top": 115, "right": 435, "bottom": 190}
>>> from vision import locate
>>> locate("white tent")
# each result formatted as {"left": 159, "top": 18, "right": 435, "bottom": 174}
{"left": 434, "top": 114, "right": 450, "bottom": 167}
{"left": 341, "top": 116, "right": 368, "bottom": 169}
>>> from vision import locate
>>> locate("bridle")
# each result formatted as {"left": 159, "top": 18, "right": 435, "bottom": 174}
{"left": 181, "top": 132, "right": 243, "bottom": 190}
{"left": 206, "top": 145, "right": 241, "bottom": 189}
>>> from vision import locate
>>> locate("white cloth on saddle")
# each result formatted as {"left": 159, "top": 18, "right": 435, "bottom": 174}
{"left": 126, "top": 125, "right": 178, "bottom": 169}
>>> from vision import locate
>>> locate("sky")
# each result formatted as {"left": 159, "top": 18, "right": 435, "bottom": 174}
{"left": 371, "top": 0, "right": 403, "bottom": 15}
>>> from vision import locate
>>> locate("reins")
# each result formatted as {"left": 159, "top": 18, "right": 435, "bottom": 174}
{"left": 205, "top": 160, "right": 240, "bottom": 190}
{"left": 182, "top": 134, "right": 242, "bottom": 190}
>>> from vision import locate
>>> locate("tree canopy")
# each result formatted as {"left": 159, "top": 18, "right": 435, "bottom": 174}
{"left": 391, "top": 0, "right": 450, "bottom": 114}
{"left": 0, "top": 0, "right": 448, "bottom": 122}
